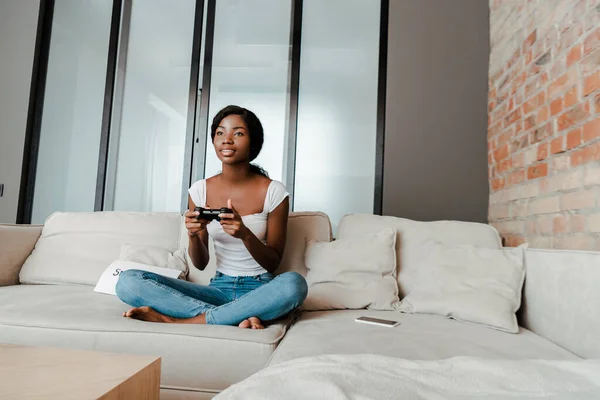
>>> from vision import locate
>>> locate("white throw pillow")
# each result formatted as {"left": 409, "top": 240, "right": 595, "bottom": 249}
{"left": 398, "top": 242, "right": 527, "bottom": 333}
{"left": 119, "top": 244, "right": 188, "bottom": 275}
{"left": 94, "top": 261, "right": 184, "bottom": 295}
{"left": 337, "top": 214, "right": 502, "bottom": 299}
{"left": 302, "top": 229, "right": 400, "bottom": 311}
{"left": 94, "top": 245, "right": 188, "bottom": 296}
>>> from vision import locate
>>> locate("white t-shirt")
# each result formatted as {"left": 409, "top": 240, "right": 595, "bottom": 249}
{"left": 188, "top": 179, "right": 289, "bottom": 276}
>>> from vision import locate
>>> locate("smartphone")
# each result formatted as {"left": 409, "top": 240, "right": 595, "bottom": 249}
{"left": 355, "top": 316, "right": 400, "bottom": 328}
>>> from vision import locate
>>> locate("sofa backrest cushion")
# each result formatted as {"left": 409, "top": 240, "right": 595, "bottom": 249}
{"left": 185, "top": 211, "right": 332, "bottom": 285}
{"left": 521, "top": 248, "right": 600, "bottom": 359}
{"left": 337, "top": 214, "right": 502, "bottom": 298}
{"left": 20, "top": 212, "right": 183, "bottom": 286}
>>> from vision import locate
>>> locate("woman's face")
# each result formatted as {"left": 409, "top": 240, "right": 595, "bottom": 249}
{"left": 213, "top": 114, "right": 252, "bottom": 165}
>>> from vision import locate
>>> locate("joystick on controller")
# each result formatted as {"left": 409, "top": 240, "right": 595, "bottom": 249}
{"left": 194, "top": 207, "right": 233, "bottom": 222}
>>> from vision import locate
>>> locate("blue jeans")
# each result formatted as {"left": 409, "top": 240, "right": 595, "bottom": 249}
{"left": 115, "top": 270, "right": 308, "bottom": 326}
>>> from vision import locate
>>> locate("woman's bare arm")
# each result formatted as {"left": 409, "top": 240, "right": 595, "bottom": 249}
{"left": 186, "top": 196, "right": 210, "bottom": 270}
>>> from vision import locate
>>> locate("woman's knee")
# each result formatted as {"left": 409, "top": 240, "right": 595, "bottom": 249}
{"left": 115, "top": 269, "right": 145, "bottom": 302}
{"left": 276, "top": 272, "right": 308, "bottom": 304}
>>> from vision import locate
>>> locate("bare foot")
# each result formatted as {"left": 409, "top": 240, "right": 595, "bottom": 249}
{"left": 123, "top": 308, "right": 208, "bottom": 324}
{"left": 123, "top": 306, "right": 175, "bottom": 323}
{"left": 238, "top": 316, "right": 264, "bottom": 329}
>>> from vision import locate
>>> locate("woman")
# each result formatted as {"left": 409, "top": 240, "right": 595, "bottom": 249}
{"left": 116, "top": 105, "right": 308, "bottom": 329}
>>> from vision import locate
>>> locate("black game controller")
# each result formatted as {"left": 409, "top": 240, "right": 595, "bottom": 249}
{"left": 194, "top": 207, "right": 233, "bottom": 222}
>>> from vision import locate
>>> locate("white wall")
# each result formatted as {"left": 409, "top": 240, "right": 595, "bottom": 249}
{"left": 0, "top": 0, "right": 41, "bottom": 223}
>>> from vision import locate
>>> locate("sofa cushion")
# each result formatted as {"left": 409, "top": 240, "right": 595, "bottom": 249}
{"left": 337, "top": 214, "right": 502, "bottom": 297}
{"left": 118, "top": 244, "right": 188, "bottom": 274}
{"left": 0, "top": 284, "right": 288, "bottom": 392}
{"left": 268, "top": 310, "right": 578, "bottom": 366}
{"left": 521, "top": 248, "right": 600, "bottom": 359}
{"left": 185, "top": 212, "right": 332, "bottom": 285}
{"left": 302, "top": 229, "right": 399, "bottom": 311}
{"left": 19, "top": 212, "right": 183, "bottom": 286}
{"left": 278, "top": 212, "right": 332, "bottom": 276}
{"left": 398, "top": 243, "right": 526, "bottom": 333}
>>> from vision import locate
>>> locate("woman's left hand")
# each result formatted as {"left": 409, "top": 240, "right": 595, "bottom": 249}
{"left": 220, "top": 199, "right": 250, "bottom": 239}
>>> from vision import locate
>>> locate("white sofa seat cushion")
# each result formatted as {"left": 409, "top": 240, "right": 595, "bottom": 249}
{"left": 20, "top": 212, "right": 184, "bottom": 286}
{"left": 0, "top": 285, "right": 288, "bottom": 392}
{"left": 268, "top": 310, "right": 578, "bottom": 366}
{"left": 337, "top": 214, "right": 502, "bottom": 297}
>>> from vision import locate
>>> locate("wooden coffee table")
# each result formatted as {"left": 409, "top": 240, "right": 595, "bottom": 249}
{"left": 0, "top": 344, "right": 161, "bottom": 399}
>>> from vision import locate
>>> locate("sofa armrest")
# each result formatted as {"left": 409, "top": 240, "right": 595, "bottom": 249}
{"left": 0, "top": 224, "right": 42, "bottom": 286}
{"left": 520, "top": 248, "right": 600, "bottom": 359}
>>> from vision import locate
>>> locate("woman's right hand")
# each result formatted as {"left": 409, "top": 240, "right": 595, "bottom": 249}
{"left": 185, "top": 207, "right": 210, "bottom": 237}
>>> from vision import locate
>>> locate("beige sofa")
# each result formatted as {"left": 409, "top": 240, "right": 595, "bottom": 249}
{"left": 1, "top": 211, "right": 599, "bottom": 399}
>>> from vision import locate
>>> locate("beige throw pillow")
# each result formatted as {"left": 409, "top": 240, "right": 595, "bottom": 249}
{"left": 398, "top": 242, "right": 527, "bottom": 333}
{"left": 119, "top": 244, "right": 188, "bottom": 278}
{"left": 302, "top": 229, "right": 400, "bottom": 311}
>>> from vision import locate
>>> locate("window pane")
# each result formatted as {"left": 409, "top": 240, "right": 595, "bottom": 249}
{"left": 203, "top": 0, "right": 293, "bottom": 183}
{"left": 31, "top": 0, "right": 112, "bottom": 223}
{"left": 109, "top": 0, "right": 196, "bottom": 212}
{"left": 294, "top": 0, "right": 381, "bottom": 234}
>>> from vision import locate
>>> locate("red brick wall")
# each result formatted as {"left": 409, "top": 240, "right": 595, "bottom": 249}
{"left": 488, "top": 0, "right": 600, "bottom": 250}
